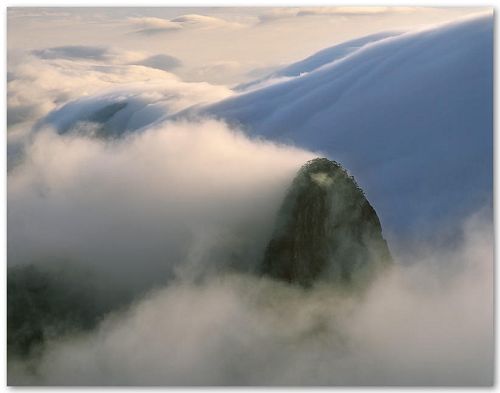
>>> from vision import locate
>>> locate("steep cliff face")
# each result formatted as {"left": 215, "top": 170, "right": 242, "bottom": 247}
{"left": 261, "top": 158, "right": 392, "bottom": 287}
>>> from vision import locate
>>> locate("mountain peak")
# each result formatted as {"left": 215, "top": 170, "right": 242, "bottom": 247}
{"left": 261, "top": 157, "right": 391, "bottom": 287}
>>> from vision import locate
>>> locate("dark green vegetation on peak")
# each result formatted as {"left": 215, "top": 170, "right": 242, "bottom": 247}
{"left": 261, "top": 157, "right": 392, "bottom": 287}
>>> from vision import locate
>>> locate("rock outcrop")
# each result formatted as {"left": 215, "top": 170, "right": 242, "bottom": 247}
{"left": 261, "top": 158, "right": 391, "bottom": 287}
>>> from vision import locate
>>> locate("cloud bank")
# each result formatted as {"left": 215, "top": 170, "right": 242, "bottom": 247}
{"left": 258, "top": 6, "right": 423, "bottom": 23}
{"left": 135, "top": 54, "right": 182, "bottom": 71}
{"left": 31, "top": 45, "right": 136, "bottom": 62}
{"left": 7, "top": 113, "right": 493, "bottom": 386}
{"left": 8, "top": 120, "right": 314, "bottom": 291}
{"left": 128, "top": 14, "right": 243, "bottom": 35}
{"left": 9, "top": 210, "right": 493, "bottom": 385}
{"left": 7, "top": 55, "right": 230, "bottom": 130}
{"left": 202, "top": 14, "right": 494, "bottom": 243}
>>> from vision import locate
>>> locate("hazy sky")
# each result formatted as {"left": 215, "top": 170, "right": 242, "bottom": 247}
{"left": 8, "top": 6, "right": 486, "bottom": 85}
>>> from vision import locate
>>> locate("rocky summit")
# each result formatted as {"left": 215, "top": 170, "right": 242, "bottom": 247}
{"left": 261, "top": 158, "right": 392, "bottom": 287}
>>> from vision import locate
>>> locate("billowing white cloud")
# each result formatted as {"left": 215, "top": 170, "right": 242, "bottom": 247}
{"left": 8, "top": 211, "right": 493, "bottom": 385}
{"left": 7, "top": 8, "right": 73, "bottom": 19}
{"left": 127, "top": 16, "right": 182, "bottom": 34}
{"left": 8, "top": 119, "right": 314, "bottom": 290}
{"left": 129, "top": 14, "right": 243, "bottom": 35}
{"left": 202, "top": 14, "right": 494, "bottom": 243}
{"left": 6, "top": 102, "right": 493, "bottom": 385}
{"left": 8, "top": 7, "right": 487, "bottom": 86}
{"left": 7, "top": 55, "right": 230, "bottom": 128}
{"left": 30, "top": 45, "right": 160, "bottom": 66}
{"left": 258, "top": 6, "right": 426, "bottom": 23}
{"left": 135, "top": 54, "right": 182, "bottom": 71}
{"left": 171, "top": 13, "right": 242, "bottom": 28}
{"left": 189, "top": 60, "right": 243, "bottom": 85}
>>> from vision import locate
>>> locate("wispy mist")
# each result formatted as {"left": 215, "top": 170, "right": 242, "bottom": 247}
{"left": 9, "top": 212, "right": 493, "bottom": 385}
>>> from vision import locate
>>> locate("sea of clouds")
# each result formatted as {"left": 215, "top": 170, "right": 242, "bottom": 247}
{"left": 6, "top": 17, "right": 494, "bottom": 385}
{"left": 7, "top": 117, "right": 493, "bottom": 386}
